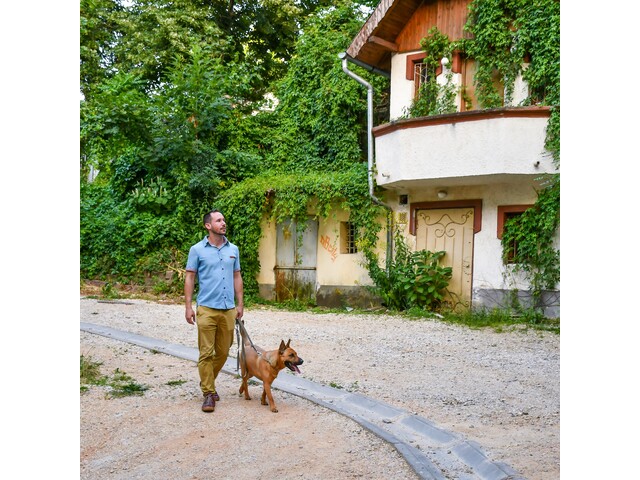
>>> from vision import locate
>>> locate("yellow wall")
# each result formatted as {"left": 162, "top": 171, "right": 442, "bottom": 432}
{"left": 256, "top": 208, "right": 389, "bottom": 295}
{"left": 316, "top": 211, "right": 373, "bottom": 287}
{"left": 256, "top": 215, "right": 277, "bottom": 286}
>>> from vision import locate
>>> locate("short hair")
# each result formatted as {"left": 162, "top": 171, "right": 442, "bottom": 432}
{"left": 203, "top": 209, "right": 221, "bottom": 225}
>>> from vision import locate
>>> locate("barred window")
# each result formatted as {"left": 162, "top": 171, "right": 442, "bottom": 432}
{"left": 414, "top": 62, "right": 429, "bottom": 97}
{"left": 340, "top": 222, "right": 358, "bottom": 254}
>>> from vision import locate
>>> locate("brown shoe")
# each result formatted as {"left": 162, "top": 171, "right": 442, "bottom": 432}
{"left": 202, "top": 393, "right": 215, "bottom": 412}
{"left": 212, "top": 392, "right": 220, "bottom": 402}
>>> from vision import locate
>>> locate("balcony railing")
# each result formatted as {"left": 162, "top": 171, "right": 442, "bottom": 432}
{"left": 372, "top": 106, "right": 554, "bottom": 189}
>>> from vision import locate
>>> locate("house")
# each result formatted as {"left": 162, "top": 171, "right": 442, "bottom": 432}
{"left": 257, "top": 0, "right": 559, "bottom": 316}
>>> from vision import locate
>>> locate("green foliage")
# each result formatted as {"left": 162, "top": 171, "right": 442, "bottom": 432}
{"left": 211, "top": 0, "right": 388, "bottom": 297}
{"left": 460, "top": 0, "right": 560, "bottom": 300}
{"left": 365, "top": 230, "right": 452, "bottom": 311}
{"left": 80, "top": 0, "right": 124, "bottom": 100}
{"left": 80, "top": 182, "right": 196, "bottom": 280}
{"left": 216, "top": 166, "right": 385, "bottom": 296}
{"left": 80, "top": 1, "right": 381, "bottom": 294}
{"left": 501, "top": 175, "right": 560, "bottom": 298}
{"left": 405, "top": 27, "right": 458, "bottom": 117}
{"left": 80, "top": 0, "right": 560, "bottom": 310}
{"left": 441, "top": 307, "right": 559, "bottom": 333}
{"left": 166, "top": 379, "right": 188, "bottom": 386}
{"left": 268, "top": 1, "right": 385, "bottom": 171}
{"left": 81, "top": 72, "right": 153, "bottom": 176}
{"left": 461, "top": 0, "right": 560, "bottom": 111}
{"left": 80, "top": 354, "right": 105, "bottom": 387}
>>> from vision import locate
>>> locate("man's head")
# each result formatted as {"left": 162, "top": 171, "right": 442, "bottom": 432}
{"left": 203, "top": 209, "right": 226, "bottom": 236}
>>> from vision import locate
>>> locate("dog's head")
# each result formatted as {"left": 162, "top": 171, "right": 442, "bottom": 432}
{"left": 279, "top": 339, "right": 303, "bottom": 374}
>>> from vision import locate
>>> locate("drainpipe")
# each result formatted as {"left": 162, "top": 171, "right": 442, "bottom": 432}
{"left": 339, "top": 52, "right": 393, "bottom": 270}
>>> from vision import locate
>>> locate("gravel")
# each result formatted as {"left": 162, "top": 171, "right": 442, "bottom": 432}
{"left": 80, "top": 297, "right": 559, "bottom": 479}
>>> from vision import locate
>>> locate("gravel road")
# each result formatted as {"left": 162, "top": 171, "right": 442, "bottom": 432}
{"left": 80, "top": 297, "right": 559, "bottom": 479}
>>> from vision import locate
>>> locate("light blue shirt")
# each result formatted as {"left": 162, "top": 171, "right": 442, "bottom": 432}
{"left": 186, "top": 236, "right": 241, "bottom": 309}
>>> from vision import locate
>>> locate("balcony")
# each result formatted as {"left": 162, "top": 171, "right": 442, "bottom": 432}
{"left": 372, "top": 106, "right": 554, "bottom": 190}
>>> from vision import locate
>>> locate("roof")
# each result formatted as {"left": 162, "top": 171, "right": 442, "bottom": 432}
{"left": 346, "top": 0, "right": 425, "bottom": 73}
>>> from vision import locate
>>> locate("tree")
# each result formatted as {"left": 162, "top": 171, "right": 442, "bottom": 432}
{"left": 267, "top": 0, "right": 388, "bottom": 172}
{"left": 80, "top": 0, "right": 124, "bottom": 100}
{"left": 79, "top": 0, "right": 385, "bottom": 293}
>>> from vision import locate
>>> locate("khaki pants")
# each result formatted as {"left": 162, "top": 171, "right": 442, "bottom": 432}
{"left": 196, "top": 305, "right": 236, "bottom": 395}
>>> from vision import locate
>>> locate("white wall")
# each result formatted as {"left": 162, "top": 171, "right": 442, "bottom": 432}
{"left": 375, "top": 114, "right": 553, "bottom": 187}
{"left": 389, "top": 51, "right": 418, "bottom": 120}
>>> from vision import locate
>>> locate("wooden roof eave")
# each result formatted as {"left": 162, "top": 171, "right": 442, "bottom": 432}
{"left": 346, "top": 0, "right": 425, "bottom": 73}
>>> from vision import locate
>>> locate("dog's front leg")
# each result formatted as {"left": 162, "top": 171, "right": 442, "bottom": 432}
{"left": 261, "top": 383, "right": 278, "bottom": 413}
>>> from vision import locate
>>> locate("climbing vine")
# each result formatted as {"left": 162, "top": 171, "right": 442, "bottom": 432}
{"left": 216, "top": 165, "right": 385, "bottom": 296}
{"left": 404, "top": 27, "right": 458, "bottom": 117}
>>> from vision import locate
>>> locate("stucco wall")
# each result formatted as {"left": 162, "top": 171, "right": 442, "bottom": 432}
{"left": 389, "top": 51, "right": 418, "bottom": 120}
{"left": 316, "top": 212, "right": 374, "bottom": 287}
{"left": 375, "top": 115, "right": 553, "bottom": 188}
{"left": 256, "top": 210, "right": 387, "bottom": 305}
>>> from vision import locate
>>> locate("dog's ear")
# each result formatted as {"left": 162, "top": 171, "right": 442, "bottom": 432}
{"left": 279, "top": 340, "right": 286, "bottom": 353}
{"left": 286, "top": 339, "right": 291, "bottom": 348}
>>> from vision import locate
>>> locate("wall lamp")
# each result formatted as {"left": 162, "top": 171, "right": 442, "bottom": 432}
{"left": 437, "top": 190, "right": 448, "bottom": 199}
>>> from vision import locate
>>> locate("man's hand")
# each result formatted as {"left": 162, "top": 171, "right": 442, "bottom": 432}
{"left": 185, "top": 306, "right": 196, "bottom": 325}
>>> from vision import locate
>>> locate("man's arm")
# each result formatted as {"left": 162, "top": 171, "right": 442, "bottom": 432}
{"left": 234, "top": 270, "right": 244, "bottom": 320}
{"left": 184, "top": 270, "right": 196, "bottom": 324}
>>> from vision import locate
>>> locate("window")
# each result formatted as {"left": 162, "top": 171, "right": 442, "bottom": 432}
{"left": 340, "top": 222, "right": 358, "bottom": 254}
{"left": 497, "top": 205, "right": 533, "bottom": 264}
{"left": 414, "top": 61, "right": 429, "bottom": 98}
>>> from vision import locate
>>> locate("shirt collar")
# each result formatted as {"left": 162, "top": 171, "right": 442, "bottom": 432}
{"left": 203, "top": 235, "right": 228, "bottom": 248}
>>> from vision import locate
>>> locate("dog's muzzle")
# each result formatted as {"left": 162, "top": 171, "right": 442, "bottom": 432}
{"left": 285, "top": 358, "right": 303, "bottom": 374}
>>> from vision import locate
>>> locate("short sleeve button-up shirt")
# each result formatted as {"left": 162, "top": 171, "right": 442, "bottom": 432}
{"left": 186, "top": 236, "right": 241, "bottom": 310}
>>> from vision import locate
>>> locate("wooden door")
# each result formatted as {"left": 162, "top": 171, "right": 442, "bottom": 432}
{"left": 415, "top": 207, "right": 474, "bottom": 311}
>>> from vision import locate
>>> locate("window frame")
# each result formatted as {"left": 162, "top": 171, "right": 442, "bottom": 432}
{"left": 497, "top": 205, "right": 534, "bottom": 264}
{"left": 340, "top": 221, "right": 358, "bottom": 255}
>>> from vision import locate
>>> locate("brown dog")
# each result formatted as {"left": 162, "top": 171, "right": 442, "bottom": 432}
{"left": 238, "top": 334, "right": 303, "bottom": 413}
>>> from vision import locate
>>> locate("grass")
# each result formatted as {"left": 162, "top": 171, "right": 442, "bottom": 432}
{"left": 80, "top": 355, "right": 149, "bottom": 397}
{"left": 402, "top": 305, "right": 559, "bottom": 333}
{"left": 166, "top": 379, "right": 187, "bottom": 386}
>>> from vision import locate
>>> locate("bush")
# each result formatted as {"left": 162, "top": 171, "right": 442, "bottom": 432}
{"left": 366, "top": 230, "right": 452, "bottom": 311}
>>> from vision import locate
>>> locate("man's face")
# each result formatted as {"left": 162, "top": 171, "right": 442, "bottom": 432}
{"left": 206, "top": 212, "right": 226, "bottom": 235}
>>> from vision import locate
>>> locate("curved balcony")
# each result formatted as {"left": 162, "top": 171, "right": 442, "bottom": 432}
{"left": 372, "top": 106, "right": 554, "bottom": 190}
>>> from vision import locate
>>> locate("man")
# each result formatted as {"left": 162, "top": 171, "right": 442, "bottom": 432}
{"left": 185, "top": 209, "right": 244, "bottom": 412}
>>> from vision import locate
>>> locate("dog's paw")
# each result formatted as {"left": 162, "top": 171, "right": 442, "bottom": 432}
{"left": 270, "top": 407, "right": 278, "bottom": 413}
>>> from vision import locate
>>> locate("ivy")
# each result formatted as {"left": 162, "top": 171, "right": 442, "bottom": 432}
{"left": 216, "top": 165, "right": 385, "bottom": 296}
{"left": 404, "top": 27, "right": 458, "bottom": 117}
{"left": 501, "top": 175, "right": 560, "bottom": 307}
{"left": 462, "top": 0, "right": 560, "bottom": 309}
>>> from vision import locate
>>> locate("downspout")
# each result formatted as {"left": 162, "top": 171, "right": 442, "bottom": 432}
{"left": 339, "top": 52, "right": 393, "bottom": 270}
